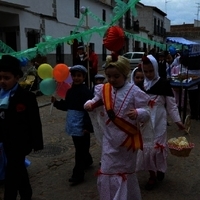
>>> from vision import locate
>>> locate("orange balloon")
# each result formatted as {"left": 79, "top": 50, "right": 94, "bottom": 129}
{"left": 53, "top": 64, "right": 69, "bottom": 82}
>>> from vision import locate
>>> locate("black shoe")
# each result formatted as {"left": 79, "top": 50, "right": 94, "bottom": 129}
{"left": 145, "top": 178, "right": 157, "bottom": 190}
{"left": 84, "top": 160, "right": 93, "bottom": 169}
{"left": 68, "top": 176, "right": 84, "bottom": 184}
{"left": 157, "top": 171, "right": 165, "bottom": 181}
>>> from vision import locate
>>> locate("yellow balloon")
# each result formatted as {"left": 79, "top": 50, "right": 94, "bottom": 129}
{"left": 37, "top": 63, "right": 53, "bottom": 79}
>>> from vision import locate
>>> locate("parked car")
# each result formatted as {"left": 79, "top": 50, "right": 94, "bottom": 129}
{"left": 122, "top": 52, "right": 145, "bottom": 69}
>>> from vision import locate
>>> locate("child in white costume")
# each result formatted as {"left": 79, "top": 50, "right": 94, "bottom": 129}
{"left": 89, "top": 74, "right": 106, "bottom": 145}
{"left": 137, "top": 55, "right": 185, "bottom": 190}
{"left": 84, "top": 53, "right": 150, "bottom": 200}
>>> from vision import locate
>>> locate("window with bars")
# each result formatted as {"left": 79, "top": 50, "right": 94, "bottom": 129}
{"left": 74, "top": 0, "right": 80, "bottom": 18}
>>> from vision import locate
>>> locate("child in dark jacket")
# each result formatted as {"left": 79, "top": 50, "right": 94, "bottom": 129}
{"left": 0, "top": 55, "right": 43, "bottom": 200}
{"left": 51, "top": 65, "right": 93, "bottom": 184}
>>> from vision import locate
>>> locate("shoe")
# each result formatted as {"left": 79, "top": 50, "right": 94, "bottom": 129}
{"left": 68, "top": 176, "right": 84, "bottom": 184}
{"left": 157, "top": 171, "right": 165, "bottom": 181}
{"left": 145, "top": 178, "right": 157, "bottom": 190}
{"left": 84, "top": 160, "right": 93, "bottom": 169}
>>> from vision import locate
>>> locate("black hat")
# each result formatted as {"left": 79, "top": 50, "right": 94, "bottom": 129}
{"left": 70, "top": 65, "right": 87, "bottom": 74}
{"left": 0, "top": 55, "right": 23, "bottom": 78}
{"left": 94, "top": 74, "right": 105, "bottom": 79}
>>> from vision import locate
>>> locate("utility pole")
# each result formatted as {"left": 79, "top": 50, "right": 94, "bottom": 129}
{"left": 196, "top": 3, "right": 200, "bottom": 26}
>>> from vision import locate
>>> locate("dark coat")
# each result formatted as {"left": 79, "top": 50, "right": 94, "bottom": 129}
{"left": 54, "top": 83, "right": 94, "bottom": 133}
{"left": 0, "top": 86, "right": 43, "bottom": 155}
{"left": 158, "top": 61, "right": 167, "bottom": 79}
{"left": 145, "top": 78, "right": 174, "bottom": 97}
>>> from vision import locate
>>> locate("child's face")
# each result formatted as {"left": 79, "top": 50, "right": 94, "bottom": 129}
{"left": 0, "top": 71, "right": 19, "bottom": 91}
{"left": 134, "top": 71, "right": 144, "bottom": 85}
{"left": 95, "top": 78, "right": 104, "bottom": 85}
{"left": 71, "top": 71, "right": 85, "bottom": 85}
{"left": 142, "top": 64, "right": 155, "bottom": 80}
{"left": 105, "top": 67, "right": 126, "bottom": 88}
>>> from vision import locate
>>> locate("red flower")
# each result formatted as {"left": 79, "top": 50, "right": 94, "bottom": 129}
{"left": 16, "top": 104, "right": 26, "bottom": 112}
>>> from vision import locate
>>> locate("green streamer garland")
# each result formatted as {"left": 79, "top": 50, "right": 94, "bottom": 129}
{"left": 0, "top": 0, "right": 181, "bottom": 60}
{"left": 0, "top": 40, "right": 15, "bottom": 53}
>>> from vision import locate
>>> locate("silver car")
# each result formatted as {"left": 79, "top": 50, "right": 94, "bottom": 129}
{"left": 122, "top": 52, "right": 144, "bottom": 69}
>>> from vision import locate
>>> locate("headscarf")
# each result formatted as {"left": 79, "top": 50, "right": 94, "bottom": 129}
{"left": 105, "top": 53, "right": 130, "bottom": 79}
{"left": 143, "top": 55, "right": 174, "bottom": 97}
{"left": 130, "top": 67, "right": 138, "bottom": 83}
{"left": 143, "top": 55, "right": 160, "bottom": 91}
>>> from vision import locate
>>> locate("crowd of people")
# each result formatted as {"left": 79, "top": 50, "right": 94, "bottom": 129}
{"left": 0, "top": 46, "right": 197, "bottom": 200}
{"left": 153, "top": 49, "right": 200, "bottom": 120}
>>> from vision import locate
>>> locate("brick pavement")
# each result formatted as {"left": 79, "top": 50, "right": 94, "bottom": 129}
{"left": 0, "top": 94, "right": 200, "bottom": 200}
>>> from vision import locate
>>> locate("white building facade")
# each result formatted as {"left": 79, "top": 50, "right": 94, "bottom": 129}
{"left": 0, "top": 0, "right": 170, "bottom": 67}
{"left": 0, "top": 0, "right": 114, "bottom": 66}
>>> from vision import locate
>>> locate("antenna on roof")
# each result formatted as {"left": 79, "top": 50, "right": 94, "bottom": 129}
{"left": 165, "top": 0, "right": 171, "bottom": 15}
{"left": 196, "top": 3, "right": 200, "bottom": 21}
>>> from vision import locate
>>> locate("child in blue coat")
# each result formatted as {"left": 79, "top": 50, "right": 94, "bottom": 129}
{"left": 51, "top": 65, "right": 93, "bottom": 184}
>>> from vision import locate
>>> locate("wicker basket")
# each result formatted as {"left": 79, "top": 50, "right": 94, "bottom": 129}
{"left": 168, "top": 143, "right": 194, "bottom": 157}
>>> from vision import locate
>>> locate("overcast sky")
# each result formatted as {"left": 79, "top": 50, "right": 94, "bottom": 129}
{"left": 140, "top": 0, "right": 199, "bottom": 25}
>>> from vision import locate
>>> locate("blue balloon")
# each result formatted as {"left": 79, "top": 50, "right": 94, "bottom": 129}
{"left": 39, "top": 78, "right": 57, "bottom": 96}
{"left": 168, "top": 46, "right": 176, "bottom": 55}
{"left": 20, "top": 57, "right": 29, "bottom": 67}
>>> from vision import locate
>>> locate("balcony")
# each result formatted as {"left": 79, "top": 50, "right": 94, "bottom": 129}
{"left": 0, "top": 0, "right": 30, "bottom": 8}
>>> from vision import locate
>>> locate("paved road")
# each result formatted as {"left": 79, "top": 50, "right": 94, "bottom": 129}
{"left": 0, "top": 95, "right": 200, "bottom": 200}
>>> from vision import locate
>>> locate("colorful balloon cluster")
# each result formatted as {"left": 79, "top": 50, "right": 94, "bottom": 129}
{"left": 38, "top": 63, "right": 72, "bottom": 97}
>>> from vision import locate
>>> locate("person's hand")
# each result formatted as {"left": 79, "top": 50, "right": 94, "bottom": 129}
{"left": 84, "top": 102, "right": 93, "bottom": 111}
{"left": 175, "top": 121, "right": 185, "bottom": 130}
{"left": 51, "top": 96, "right": 56, "bottom": 103}
{"left": 127, "top": 109, "right": 138, "bottom": 120}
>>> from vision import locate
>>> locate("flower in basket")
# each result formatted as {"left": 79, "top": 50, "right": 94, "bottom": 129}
{"left": 16, "top": 103, "right": 26, "bottom": 112}
{"left": 168, "top": 136, "right": 194, "bottom": 157}
{"left": 168, "top": 137, "right": 189, "bottom": 148}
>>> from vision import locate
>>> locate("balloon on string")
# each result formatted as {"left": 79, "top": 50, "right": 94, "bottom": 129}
{"left": 56, "top": 82, "right": 71, "bottom": 98}
{"left": 39, "top": 78, "right": 57, "bottom": 96}
{"left": 38, "top": 63, "right": 53, "bottom": 79}
{"left": 103, "top": 26, "right": 125, "bottom": 52}
{"left": 168, "top": 46, "right": 176, "bottom": 55}
{"left": 53, "top": 63, "right": 69, "bottom": 82}
{"left": 64, "top": 73, "right": 73, "bottom": 84}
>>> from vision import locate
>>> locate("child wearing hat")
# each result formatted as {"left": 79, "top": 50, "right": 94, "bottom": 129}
{"left": 0, "top": 55, "right": 43, "bottom": 200}
{"left": 84, "top": 53, "right": 151, "bottom": 200}
{"left": 51, "top": 65, "right": 94, "bottom": 184}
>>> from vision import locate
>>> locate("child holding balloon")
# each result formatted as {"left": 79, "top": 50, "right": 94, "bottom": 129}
{"left": 51, "top": 65, "right": 94, "bottom": 184}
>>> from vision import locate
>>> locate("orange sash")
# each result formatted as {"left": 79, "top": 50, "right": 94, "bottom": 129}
{"left": 103, "top": 83, "right": 143, "bottom": 151}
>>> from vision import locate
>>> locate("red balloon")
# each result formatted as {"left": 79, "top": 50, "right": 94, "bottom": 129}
{"left": 53, "top": 64, "right": 69, "bottom": 82}
{"left": 103, "top": 26, "right": 125, "bottom": 52}
{"left": 56, "top": 82, "right": 71, "bottom": 98}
